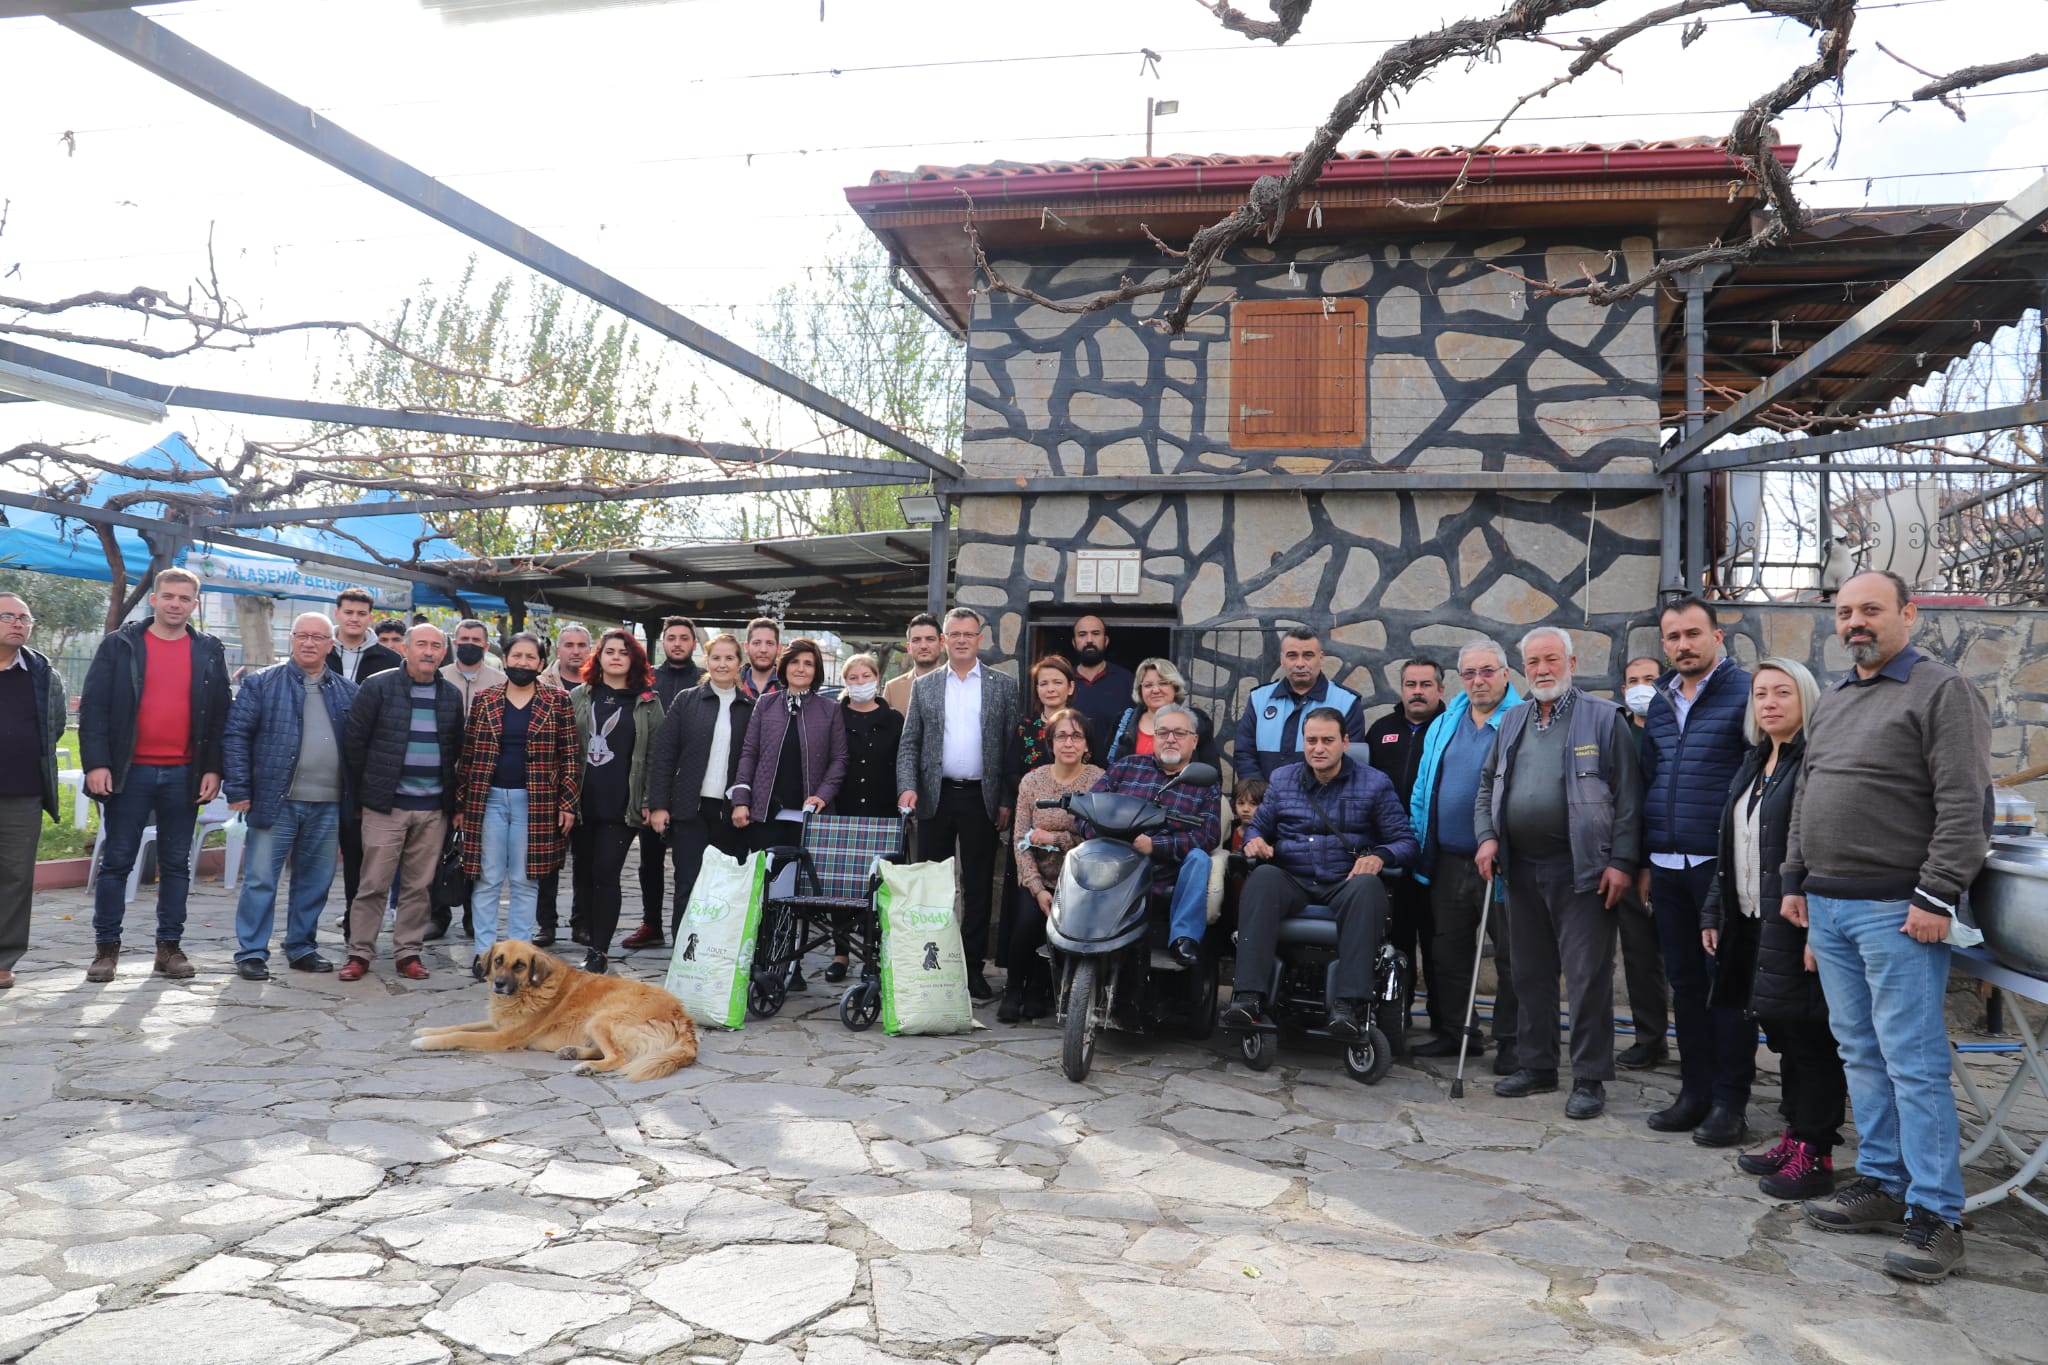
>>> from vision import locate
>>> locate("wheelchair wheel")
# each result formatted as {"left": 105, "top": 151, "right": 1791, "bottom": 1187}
{"left": 1061, "top": 958, "right": 1102, "bottom": 1084}
{"left": 1374, "top": 996, "right": 1407, "bottom": 1058}
{"left": 840, "top": 981, "right": 881, "bottom": 1032}
{"left": 1343, "top": 1025, "right": 1393, "bottom": 1085}
{"left": 748, "top": 972, "right": 787, "bottom": 1020}
{"left": 1238, "top": 1029, "right": 1272, "bottom": 1072}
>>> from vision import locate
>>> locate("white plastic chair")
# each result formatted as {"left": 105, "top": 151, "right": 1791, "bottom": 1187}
{"left": 57, "top": 770, "right": 89, "bottom": 830}
{"left": 87, "top": 798, "right": 247, "bottom": 902}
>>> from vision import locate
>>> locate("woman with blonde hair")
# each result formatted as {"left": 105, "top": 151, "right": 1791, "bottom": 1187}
{"left": 1700, "top": 656, "right": 1844, "bottom": 1200}
{"left": 1105, "top": 657, "right": 1218, "bottom": 766}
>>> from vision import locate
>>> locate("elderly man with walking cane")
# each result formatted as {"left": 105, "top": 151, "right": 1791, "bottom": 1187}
{"left": 1475, "top": 626, "right": 1643, "bottom": 1121}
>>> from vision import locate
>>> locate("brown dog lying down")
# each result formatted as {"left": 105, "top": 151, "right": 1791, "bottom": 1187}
{"left": 412, "top": 941, "right": 699, "bottom": 1081}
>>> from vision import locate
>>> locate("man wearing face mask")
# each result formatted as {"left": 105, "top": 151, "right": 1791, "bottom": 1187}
{"left": 442, "top": 619, "right": 506, "bottom": 715}
{"left": 1623, "top": 657, "right": 1662, "bottom": 730}
{"left": 1613, "top": 654, "right": 1674, "bottom": 1070}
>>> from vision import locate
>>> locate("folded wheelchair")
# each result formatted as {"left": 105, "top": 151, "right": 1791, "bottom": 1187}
{"left": 750, "top": 812, "right": 912, "bottom": 1031}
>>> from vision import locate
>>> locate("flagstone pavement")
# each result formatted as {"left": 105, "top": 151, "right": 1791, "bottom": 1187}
{"left": 1, "top": 877, "right": 2044, "bottom": 1364}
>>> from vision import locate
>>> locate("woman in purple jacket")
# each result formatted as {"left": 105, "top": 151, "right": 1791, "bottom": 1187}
{"left": 730, "top": 638, "right": 847, "bottom": 854}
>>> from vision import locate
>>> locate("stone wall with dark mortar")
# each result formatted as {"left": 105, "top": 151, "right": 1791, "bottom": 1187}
{"left": 951, "top": 230, "right": 1668, "bottom": 770}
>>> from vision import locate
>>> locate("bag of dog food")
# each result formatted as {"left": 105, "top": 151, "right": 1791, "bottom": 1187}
{"left": 665, "top": 850, "right": 766, "bottom": 1030}
{"left": 875, "top": 857, "right": 973, "bottom": 1036}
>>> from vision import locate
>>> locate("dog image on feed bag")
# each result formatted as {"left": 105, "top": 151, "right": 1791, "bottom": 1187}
{"left": 412, "top": 941, "right": 699, "bottom": 1080}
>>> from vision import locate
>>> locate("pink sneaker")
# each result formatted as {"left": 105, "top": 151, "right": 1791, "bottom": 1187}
{"left": 1761, "top": 1140, "right": 1835, "bottom": 1200}
{"left": 1737, "top": 1129, "right": 1798, "bottom": 1176}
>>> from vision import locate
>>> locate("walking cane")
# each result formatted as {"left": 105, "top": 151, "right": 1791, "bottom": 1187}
{"left": 1449, "top": 874, "right": 1496, "bottom": 1100}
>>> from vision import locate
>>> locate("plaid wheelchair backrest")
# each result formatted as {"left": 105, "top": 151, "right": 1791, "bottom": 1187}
{"left": 797, "top": 814, "right": 907, "bottom": 903}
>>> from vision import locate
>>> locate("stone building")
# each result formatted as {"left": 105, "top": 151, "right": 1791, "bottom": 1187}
{"left": 849, "top": 142, "right": 2048, "bottom": 789}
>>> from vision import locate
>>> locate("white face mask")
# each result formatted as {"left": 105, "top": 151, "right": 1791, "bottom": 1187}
{"left": 846, "top": 681, "right": 879, "bottom": 704}
{"left": 1624, "top": 683, "right": 1657, "bottom": 716}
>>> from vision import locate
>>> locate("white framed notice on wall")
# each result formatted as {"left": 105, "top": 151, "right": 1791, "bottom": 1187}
{"left": 1072, "top": 548, "right": 1142, "bottom": 597}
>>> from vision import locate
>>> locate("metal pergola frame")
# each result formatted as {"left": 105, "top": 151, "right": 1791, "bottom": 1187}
{"left": 6, "top": 4, "right": 963, "bottom": 624}
{"left": 1657, "top": 172, "right": 2048, "bottom": 595}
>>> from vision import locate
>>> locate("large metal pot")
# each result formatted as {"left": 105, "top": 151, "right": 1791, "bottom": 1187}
{"left": 1969, "top": 836, "right": 2048, "bottom": 979}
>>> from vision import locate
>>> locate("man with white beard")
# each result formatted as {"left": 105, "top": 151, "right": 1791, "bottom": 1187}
{"left": 1474, "top": 626, "right": 1644, "bottom": 1120}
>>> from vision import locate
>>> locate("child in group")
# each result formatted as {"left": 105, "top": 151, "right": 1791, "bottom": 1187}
{"left": 1227, "top": 778, "right": 1268, "bottom": 854}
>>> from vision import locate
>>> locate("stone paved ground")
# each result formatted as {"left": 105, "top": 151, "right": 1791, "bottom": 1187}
{"left": 2, "top": 876, "right": 2046, "bottom": 1365}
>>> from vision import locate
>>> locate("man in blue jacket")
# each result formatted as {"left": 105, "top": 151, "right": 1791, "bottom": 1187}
{"left": 224, "top": 612, "right": 357, "bottom": 981}
{"left": 1406, "top": 638, "right": 1522, "bottom": 1067}
{"left": 1639, "top": 596, "right": 1756, "bottom": 1146}
{"left": 1222, "top": 707, "right": 1418, "bottom": 1039}
{"left": 1231, "top": 628, "right": 1366, "bottom": 782}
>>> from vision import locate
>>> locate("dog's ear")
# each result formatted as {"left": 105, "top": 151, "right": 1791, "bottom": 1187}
{"left": 528, "top": 952, "right": 554, "bottom": 989}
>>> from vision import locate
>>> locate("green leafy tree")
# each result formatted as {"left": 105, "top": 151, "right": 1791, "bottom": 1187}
{"left": 0, "top": 567, "right": 110, "bottom": 660}
{"left": 334, "top": 260, "right": 707, "bottom": 556}
{"left": 739, "top": 231, "right": 963, "bottom": 538}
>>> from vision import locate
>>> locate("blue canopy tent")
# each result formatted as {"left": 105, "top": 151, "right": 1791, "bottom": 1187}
{"left": 0, "top": 433, "right": 509, "bottom": 614}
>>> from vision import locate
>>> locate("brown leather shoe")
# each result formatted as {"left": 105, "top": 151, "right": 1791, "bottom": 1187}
{"left": 153, "top": 942, "right": 196, "bottom": 979}
{"left": 337, "top": 957, "right": 370, "bottom": 982}
{"left": 86, "top": 943, "right": 120, "bottom": 983}
{"left": 0, "top": 969, "right": 15, "bottom": 989}
{"left": 395, "top": 957, "right": 430, "bottom": 980}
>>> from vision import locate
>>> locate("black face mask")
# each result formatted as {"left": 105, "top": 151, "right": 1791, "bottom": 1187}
{"left": 1075, "top": 644, "right": 1105, "bottom": 668}
{"left": 503, "top": 665, "right": 539, "bottom": 687}
{"left": 454, "top": 642, "right": 486, "bottom": 666}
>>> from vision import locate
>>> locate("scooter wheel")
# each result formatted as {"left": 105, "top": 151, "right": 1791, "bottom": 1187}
{"left": 1344, "top": 1025, "right": 1393, "bottom": 1085}
{"left": 1061, "top": 958, "right": 1102, "bottom": 1084}
{"left": 1239, "top": 1029, "right": 1272, "bottom": 1072}
{"left": 748, "top": 973, "right": 787, "bottom": 1020}
{"left": 840, "top": 981, "right": 880, "bottom": 1032}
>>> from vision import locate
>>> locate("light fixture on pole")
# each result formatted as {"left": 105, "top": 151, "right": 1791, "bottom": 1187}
{"left": 897, "top": 493, "right": 947, "bottom": 525}
{"left": 0, "top": 358, "right": 167, "bottom": 424}
{"left": 1145, "top": 99, "right": 1178, "bottom": 158}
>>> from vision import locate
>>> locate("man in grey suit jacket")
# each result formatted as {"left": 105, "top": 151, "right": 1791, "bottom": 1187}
{"left": 896, "top": 606, "right": 1021, "bottom": 1000}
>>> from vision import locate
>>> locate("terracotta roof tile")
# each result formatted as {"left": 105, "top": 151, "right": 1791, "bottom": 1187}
{"left": 868, "top": 137, "right": 1733, "bottom": 184}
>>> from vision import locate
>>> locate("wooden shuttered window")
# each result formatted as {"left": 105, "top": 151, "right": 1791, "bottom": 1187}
{"left": 1228, "top": 298, "right": 1369, "bottom": 448}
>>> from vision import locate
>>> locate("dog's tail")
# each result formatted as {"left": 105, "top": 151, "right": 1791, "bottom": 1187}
{"left": 624, "top": 1012, "right": 700, "bottom": 1081}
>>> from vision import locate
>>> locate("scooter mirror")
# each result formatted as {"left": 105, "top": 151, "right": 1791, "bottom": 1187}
{"left": 1172, "top": 761, "right": 1221, "bottom": 790}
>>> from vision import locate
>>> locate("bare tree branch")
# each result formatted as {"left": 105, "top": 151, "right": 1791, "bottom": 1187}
{"left": 1203, "top": 0, "right": 1315, "bottom": 44}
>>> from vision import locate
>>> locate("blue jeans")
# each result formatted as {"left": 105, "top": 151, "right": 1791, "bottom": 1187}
{"left": 1807, "top": 894, "right": 1964, "bottom": 1222}
{"left": 93, "top": 762, "right": 195, "bottom": 945}
{"left": 1166, "top": 849, "right": 1211, "bottom": 945}
{"left": 471, "top": 787, "right": 537, "bottom": 957}
{"left": 234, "top": 800, "right": 340, "bottom": 964}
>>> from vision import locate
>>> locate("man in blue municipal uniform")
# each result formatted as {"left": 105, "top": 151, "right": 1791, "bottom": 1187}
{"left": 1232, "top": 627, "right": 1366, "bottom": 782}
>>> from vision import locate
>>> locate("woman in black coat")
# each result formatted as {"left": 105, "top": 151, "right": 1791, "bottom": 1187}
{"left": 646, "top": 635, "right": 753, "bottom": 940}
{"left": 1701, "top": 656, "right": 1844, "bottom": 1201}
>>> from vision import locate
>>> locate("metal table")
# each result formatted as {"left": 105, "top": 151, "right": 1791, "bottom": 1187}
{"left": 1950, "top": 945, "right": 2048, "bottom": 1215}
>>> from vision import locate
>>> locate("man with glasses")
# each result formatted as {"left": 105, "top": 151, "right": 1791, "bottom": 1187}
{"left": 78, "top": 568, "right": 231, "bottom": 983}
{"left": 224, "top": 613, "right": 356, "bottom": 980}
{"left": 1223, "top": 707, "right": 1416, "bottom": 1036}
{"left": 1083, "top": 703, "right": 1222, "bottom": 969}
{"left": 897, "top": 606, "right": 1020, "bottom": 999}
{"left": 1406, "top": 638, "right": 1524, "bottom": 1066}
{"left": 1231, "top": 628, "right": 1366, "bottom": 781}
{"left": 0, "top": 591, "right": 66, "bottom": 990}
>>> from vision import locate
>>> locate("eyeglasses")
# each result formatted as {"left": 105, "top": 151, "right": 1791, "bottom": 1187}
{"left": 292, "top": 632, "right": 334, "bottom": 643}
{"left": 1458, "top": 666, "right": 1502, "bottom": 681}
{"left": 1155, "top": 727, "right": 1197, "bottom": 740}
{"left": 0, "top": 612, "right": 33, "bottom": 625}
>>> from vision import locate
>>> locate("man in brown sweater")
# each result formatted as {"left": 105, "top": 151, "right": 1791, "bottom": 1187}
{"left": 1781, "top": 570, "right": 1991, "bottom": 1284}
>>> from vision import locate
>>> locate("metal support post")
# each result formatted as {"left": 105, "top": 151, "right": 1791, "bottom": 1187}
{"left": 926, "top": 500, "right": 952, "bottom": 620}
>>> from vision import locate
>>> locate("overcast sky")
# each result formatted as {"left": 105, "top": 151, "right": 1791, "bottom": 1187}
{"left": 1, "top": 0, "right": 2043, "bottom": 477}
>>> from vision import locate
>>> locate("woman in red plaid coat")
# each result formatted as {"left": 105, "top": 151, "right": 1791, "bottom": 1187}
{"left": 456, "top": 633, "right": 580, "bottom": 979}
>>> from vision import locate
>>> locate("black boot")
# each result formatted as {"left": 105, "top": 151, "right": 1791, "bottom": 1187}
{"left": 1325, "top": 999, "right": 1364, "bottom": 1042}
{"left": 1220, "top": 992, "right": 1264, "bottom": 1030}
{"left": 996, "top": 979, "right": 1024, "bottom": 1024}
